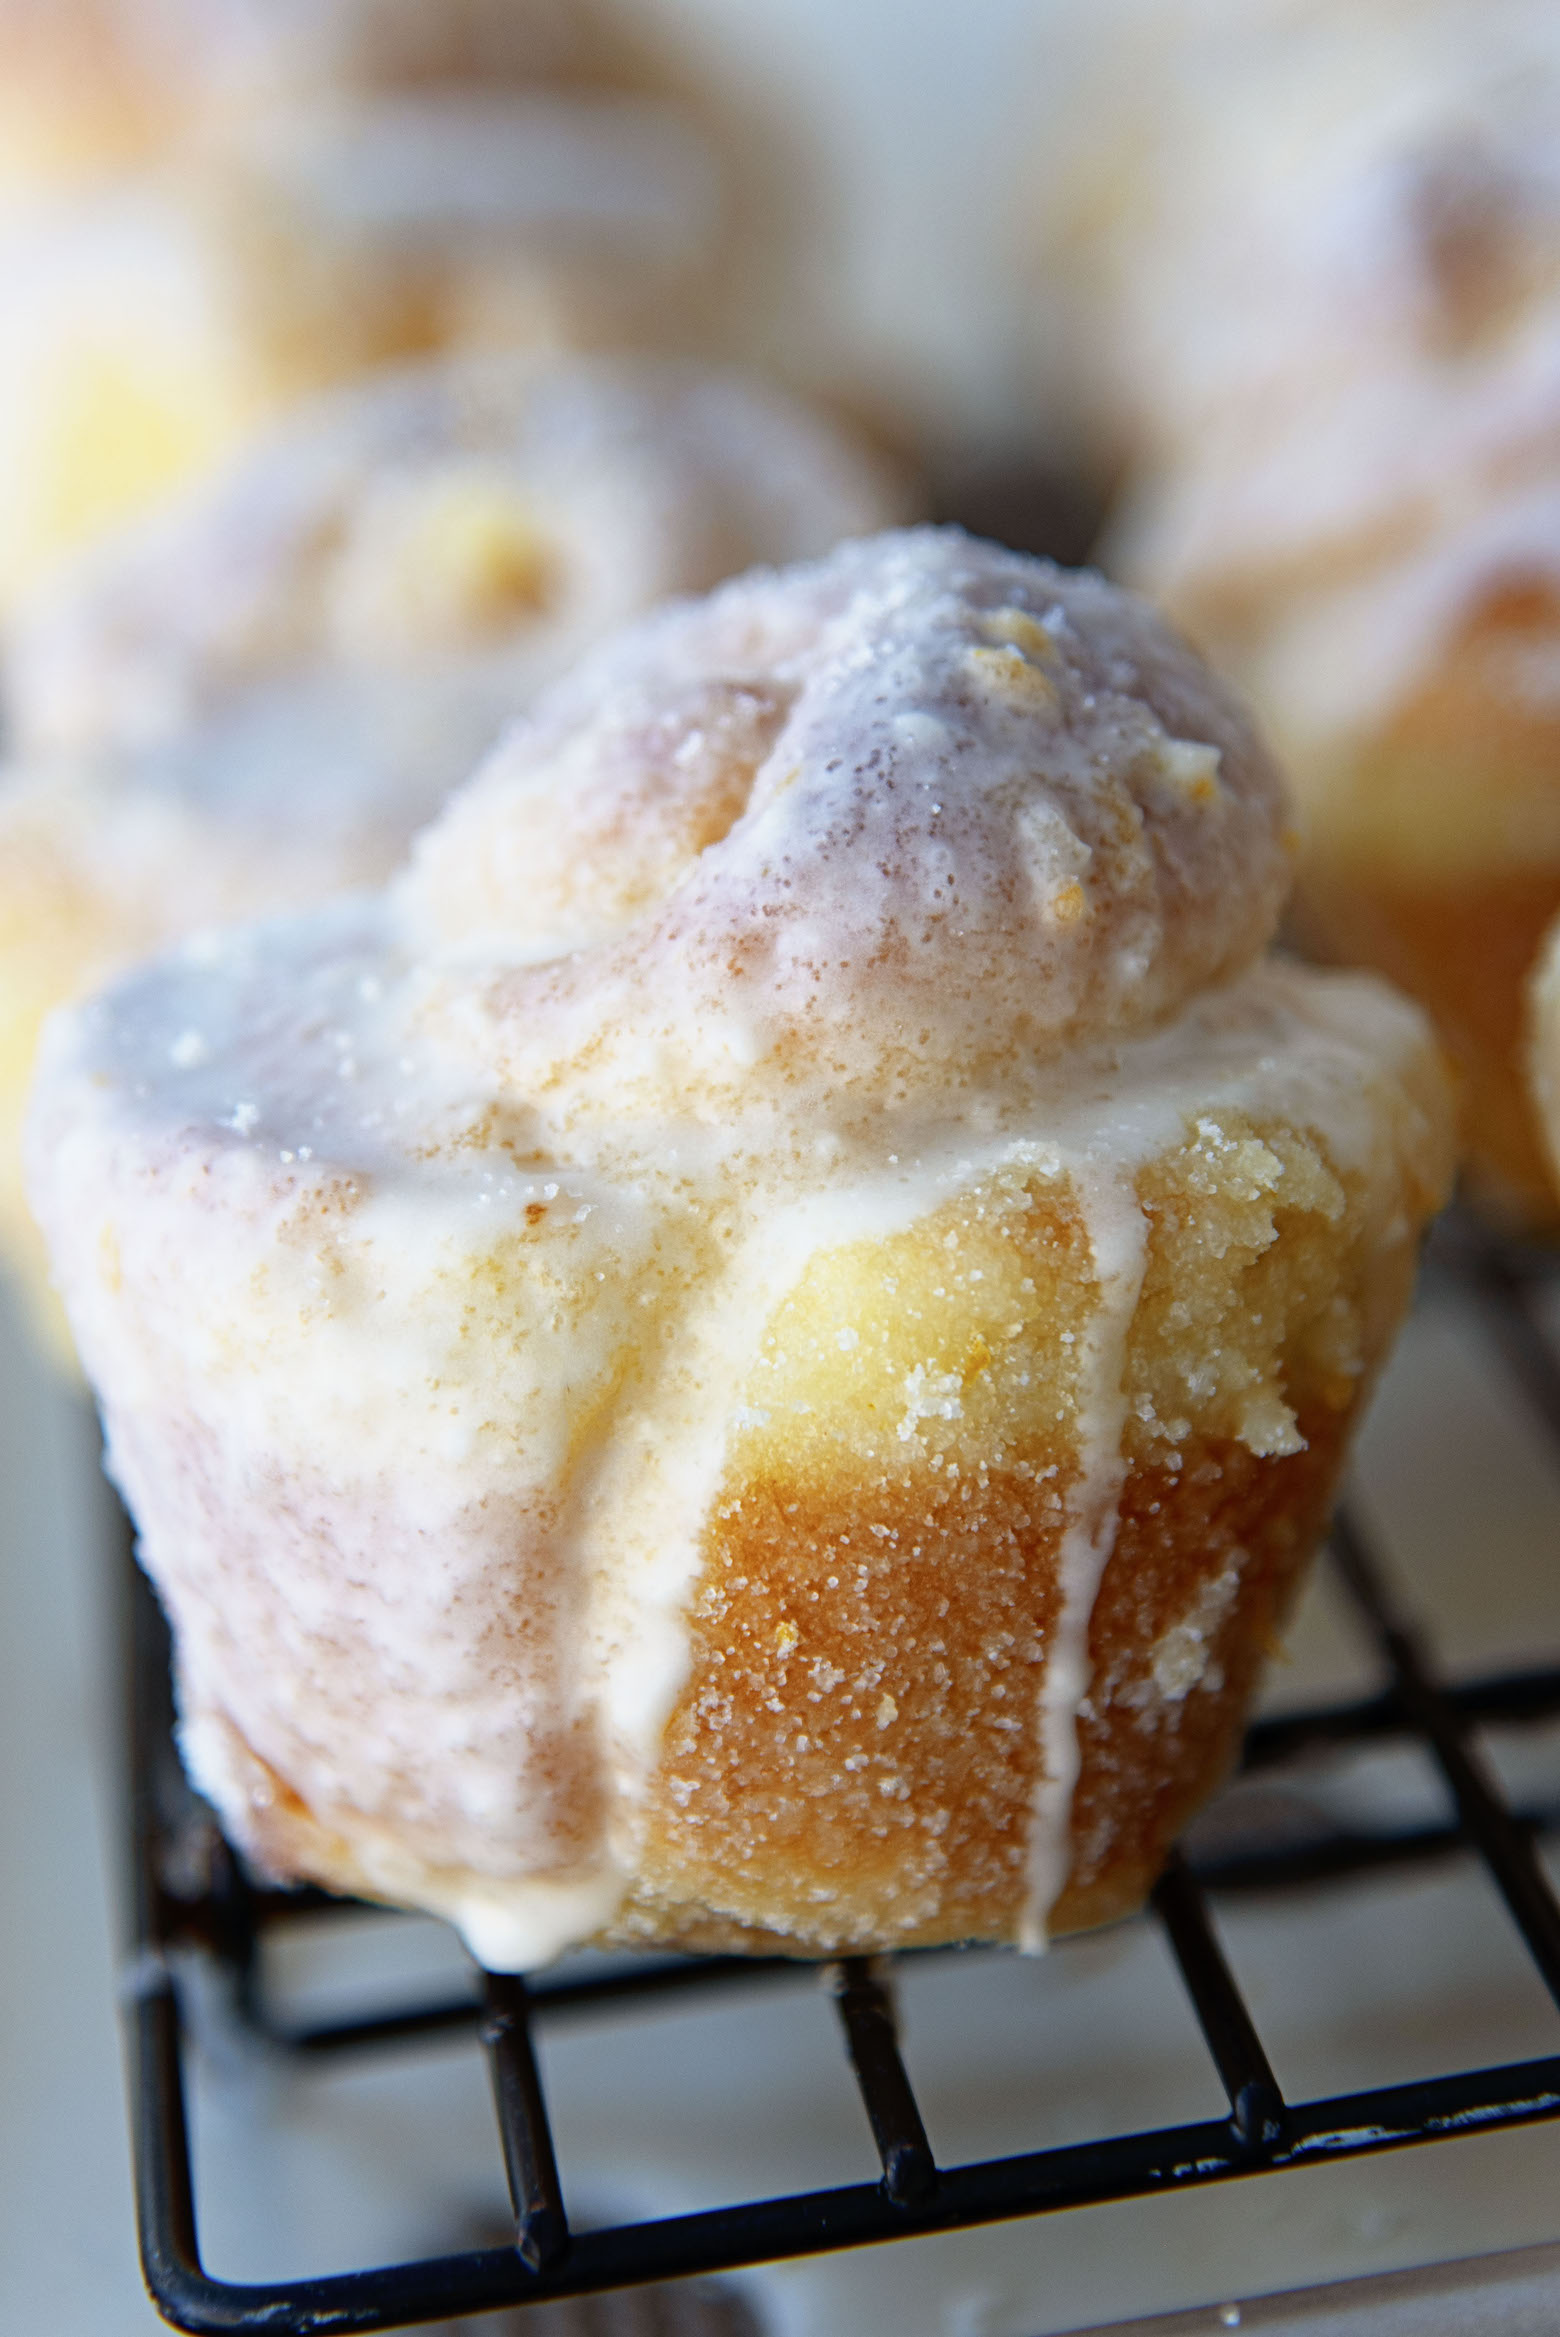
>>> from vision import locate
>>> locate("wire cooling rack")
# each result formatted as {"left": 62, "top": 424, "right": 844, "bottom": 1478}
{"left": 120, "top": 1207, "right": 1560, "bottom": 2336}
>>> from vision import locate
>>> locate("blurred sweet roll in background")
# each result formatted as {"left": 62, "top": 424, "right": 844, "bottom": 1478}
{"left": 1027, "top": 0, "right": 1560, "bottom": 1224}
{"left": 0, "top": 350, "right": 914, "bottom": 1351}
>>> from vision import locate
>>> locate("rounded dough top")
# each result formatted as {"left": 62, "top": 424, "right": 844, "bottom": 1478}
{"left": 402, "top": 527, "right": 1292, "bottom": 1119}
{"left": 9, "top": 353, "right": 910, "bottom": 766}
{"left": 1074, "top": 0, "right": 1560, "bottom": 611}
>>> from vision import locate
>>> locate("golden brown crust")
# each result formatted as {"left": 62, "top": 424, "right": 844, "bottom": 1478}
{"left": 221, "top": 1399, "right": 1358, "bottom": 1957}
{"left": 612, "top": 1118, "right": 1421, "bottom": 1956}
{"left": 1294, "top": 865, "right": 1560, "bottom": 1228}
{"left": 618, "top": 1415, "right": 1353, "bottom": 1957}
{"left": 630, "top": 1455, "right": 1063, "bottom": 1951}
{"left": 1053, "top": 1413, "right": 1348, "bottom": 1933}
{"left": 167, "top": 1076, "right": 1444, "bottom": 1961}
{"left": 1200, "top": 575, "right": 1560, "bottom": 1229}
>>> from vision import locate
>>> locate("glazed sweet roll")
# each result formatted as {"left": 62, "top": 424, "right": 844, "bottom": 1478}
{"left": 0, "top": 73, "right": 731, "bottom": 609}
{"left": 1067, "top": 0, "right": 1560, "bottom": 1221}
{"left": 0, "top": 353, "right": 912, "bottom": 1344}
{"left": 29, "top": 530, "right": 1454, "bottom": 1962}
{"left": 1140, "top": 483, "right": 1560, "bottom": 1225}
{"left": 1023, "top": 0, "right": 1560, "bottom": 479}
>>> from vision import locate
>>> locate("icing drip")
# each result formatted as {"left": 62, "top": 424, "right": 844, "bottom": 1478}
{"left": 584, "top": 1142, "right": 1041, "bottom": 1892}
{"left": 1020, "top": 1160, "right": 1150, "bottom": 1951}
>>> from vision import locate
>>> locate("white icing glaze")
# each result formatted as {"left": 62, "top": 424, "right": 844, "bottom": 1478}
{"left": 1147, "top": 1559, "right": 1244, "bottom": 1707}
{"left": 1039, "top": 0, "right": 1560, "bottom": 462}
{"left": 1242, "top": 480, "right": 1560, "bottom": 753}
{"left": 1210, "top": 480, "right": 1560, "bottom": 871}
{"left": 1019, "top": 1163, "right": 1148, "bottom": 1951}
{"left": 26, "top": 531, "right": 1449, "bottom": 1965}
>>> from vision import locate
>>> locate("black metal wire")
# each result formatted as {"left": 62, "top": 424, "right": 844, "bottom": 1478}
{"left": 1149, "top": 1854, "right": 1286, "bottom": 2156}
{"left": 118, "top": 1211, "right": 1560, "bottom": 2334}
{"left": 828, "top": 1959, "right": 939, "bottom": 2208}
{"left": 479, "top": 1972, "right": 570, "bottom": 2273}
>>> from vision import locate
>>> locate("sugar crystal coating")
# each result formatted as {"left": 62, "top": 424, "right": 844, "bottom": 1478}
{"left": 404, "top": 528, "right": 1293, "bottom": 1117}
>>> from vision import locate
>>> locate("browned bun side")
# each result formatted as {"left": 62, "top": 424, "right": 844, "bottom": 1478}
{"left": 1270, "top": 575, "right": 1560, "bottom": 1226}
{"left": 615, "top": 1117, "right": 1426, "bottom": 1957}
{"left": 1294, "top": 865, "right": 1560, "bottom": 1231}
{"left": 1054, "top": 1410, "right": 1348, "bottom": 1934}
{"left": 162, "top": 1387, "right": 1365, "bottom": 1958}
{"left": 616, "top": 1418, "right": 1351, "bottom": 1957}
{"left": 1136, "top": 567, "right": 1560, "bottom": 1232}
{"left": 150, "top": 1097, "right": 1428, "bottom": 1963}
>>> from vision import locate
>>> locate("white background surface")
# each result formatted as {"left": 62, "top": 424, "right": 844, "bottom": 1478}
{"left": 654, "top": 0, "right": 1063, "bottom": 447}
